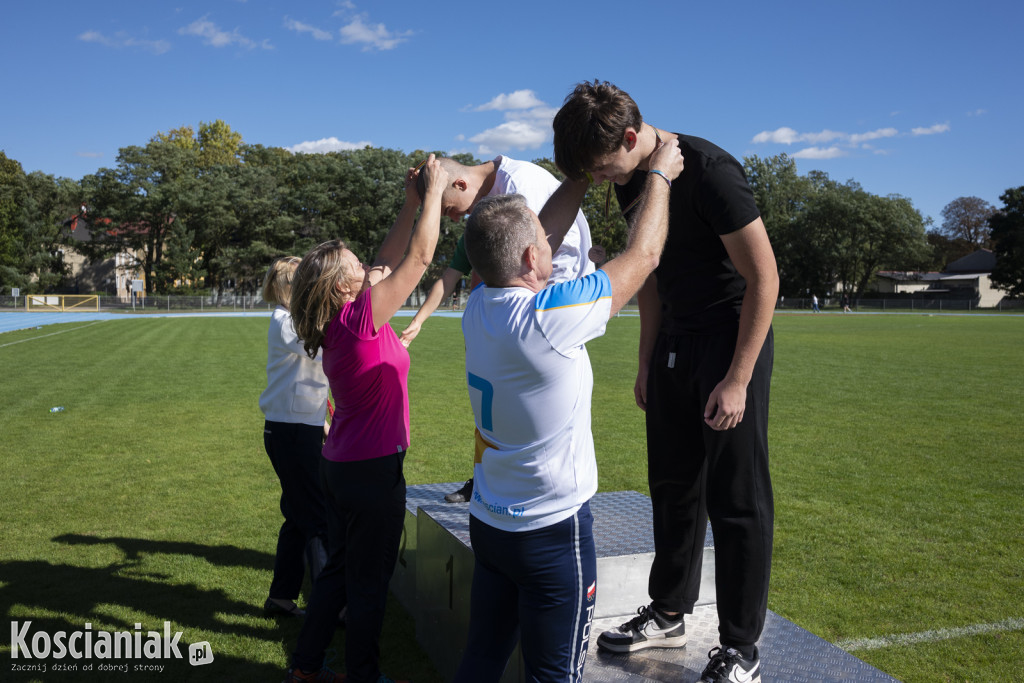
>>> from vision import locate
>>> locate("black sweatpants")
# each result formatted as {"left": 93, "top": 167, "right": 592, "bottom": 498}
{"left": 646, "top": 326, "right": 774, "bottom": 649}
{"left": 292, "top": 452, "right": 407, "bottom": 683}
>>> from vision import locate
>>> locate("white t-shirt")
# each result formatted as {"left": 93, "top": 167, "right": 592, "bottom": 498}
{"left": 487, "top": 156, "right": 595, "bottom": 283}
{"left": 259, "top": 306, "right": 329, "bottom": 426}
{"left": 461, "top": 270, "right": 613, "bottom": 532}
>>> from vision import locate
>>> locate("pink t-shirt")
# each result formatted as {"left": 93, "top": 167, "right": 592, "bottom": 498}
{"left": 321, "top": 289, "right": 411, "bottom": 462}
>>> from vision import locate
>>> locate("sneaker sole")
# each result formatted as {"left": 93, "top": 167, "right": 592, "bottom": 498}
{"left": 597, "top": 633, "right": 687, "bottom": 653}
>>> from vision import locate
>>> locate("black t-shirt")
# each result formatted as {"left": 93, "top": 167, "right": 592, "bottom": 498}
{"left": 615, "top": 134, "right": 760, "bottom": 333}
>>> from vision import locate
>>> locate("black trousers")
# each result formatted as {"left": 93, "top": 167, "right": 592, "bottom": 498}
{"left": 263, "top": 420, "right": 329, "bottom": 600}
{"left": 292, "top": 452, "right": 407, "bottom": 683}
{"left": 646, "top": 326, "right": 774, "bottom": 649}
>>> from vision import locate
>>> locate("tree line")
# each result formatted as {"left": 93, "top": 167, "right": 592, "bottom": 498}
{"left": 1, "top": 121, "right": 1021, "bottom": 299}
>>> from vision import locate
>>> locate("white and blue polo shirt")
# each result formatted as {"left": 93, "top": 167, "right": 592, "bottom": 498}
{"left": 461, "top": 269, "right": 613, "bottom": 532}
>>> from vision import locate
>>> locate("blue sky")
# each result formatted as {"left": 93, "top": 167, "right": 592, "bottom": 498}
{"left": 1, "top": 0, "right": 1020, "bottom": 225}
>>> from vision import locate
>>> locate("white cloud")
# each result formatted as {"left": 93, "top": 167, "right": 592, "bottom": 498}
{"left": 179, "top": 17, "right": 272, "bottom": 50}
{"left": 752, "top": 127, "right": 800, "bottom": 144}
{"left": 752, "top": 127, "right": 846, "bottom": 146}
{"left": 474, "top": 90, "right": 545, "bottom": 112}
{"left": 76, "top": 151, "right": 104, "bottom": 158}
{"left": 911, "top": 123, "right": 950, "bottom": 136}
{"left": 78, "top": 30, "right": 171, "bottom": 55}
{"left": 754, "top": 120, "right": 948, "bottom": 159}
{"left": 287, "top": 137, "right": 372, "bottom": 154}
{"left": 339, "top": 16, "right": 412, "bottom": 51}
{"left": 284, "top": 18, "right": 333, "bottom": 41}
{"left": 967, "top": 109, "right": 987, "bottom": 117}
{"left": 459, "top": 90, "right": 556, "bottom": 155}
{"left": 469, "top": 121, "right": 548, "bottom": 156}
{"left": 792, "top": 146, "right": 845, "bottom": 160}
{"left": 849, "top": 128, "right": 898, "bottom": 145}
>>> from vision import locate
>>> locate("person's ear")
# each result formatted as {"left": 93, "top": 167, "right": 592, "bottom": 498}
{"left": 454, "top": 178, "right": 468, "bottom": 192}
{"left": 624, "top": 128, "right": 638, "bottom": 151}
{"left": 334, "top": 276, "right": 352, "bottom": 297}
{"left": 523, "top": 243, "right": 538, "bottom": 270}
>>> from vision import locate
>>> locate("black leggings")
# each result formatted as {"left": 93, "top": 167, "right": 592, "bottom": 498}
{"left": 645, "top": 327, "right": 774, "bottom": 649}
{"left": 263, "top": 420, "right": 329, "bottom": 600}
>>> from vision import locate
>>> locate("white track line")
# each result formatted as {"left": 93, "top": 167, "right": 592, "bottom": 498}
{"left": 838, "top": 617, "right": 1024, "bottom": 651}
{"left": 0, "top": 321, "right": 106, "bottom": 348}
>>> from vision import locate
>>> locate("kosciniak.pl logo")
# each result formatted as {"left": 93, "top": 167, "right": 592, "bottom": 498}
{"left": 9, "top": 621, "right": 214, "bottom": 674}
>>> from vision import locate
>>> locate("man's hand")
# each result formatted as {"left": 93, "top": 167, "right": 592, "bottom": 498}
{"left": 421, "top": 155, "right": 448, "bottom": 199}
{"left": 403, "top": 165, "right": 422, "bottom": 208}
{"left": 704, "top": 377, "right": 747, "bottom": 430}
{"left": 399, "top": 319, "right": 422, "bottom": 348}
{"left": 634, "top": 363, "right": 649, "bottom": 411}
{"left": 648, "top": 137, "right": 685, "bottom": 181}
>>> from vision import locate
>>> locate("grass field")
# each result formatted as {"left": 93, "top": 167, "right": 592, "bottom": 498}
{"left": 1, "top": 312, "right": 1022, "bottom": 682}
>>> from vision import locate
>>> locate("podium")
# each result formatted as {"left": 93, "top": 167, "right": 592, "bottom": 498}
{"left": 395, "top": 484, "right": 896, "bottom": 683}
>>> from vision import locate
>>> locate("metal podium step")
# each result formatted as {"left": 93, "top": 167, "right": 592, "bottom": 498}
{"left": 586, "top": 607, "right": 897, "bottom": 682}
{"left": 398, "top": 486, "right": 713, "bottom": 616}
{"left": 397, "top": 483, "right": 895, "bottom": 683}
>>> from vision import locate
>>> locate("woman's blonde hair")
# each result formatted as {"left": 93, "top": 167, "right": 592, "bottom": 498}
{"left": 261, "top": 256, "right": 301, "bottom": 306}
{"left": 290, "top": 240, "right": 356, "bottom": 358}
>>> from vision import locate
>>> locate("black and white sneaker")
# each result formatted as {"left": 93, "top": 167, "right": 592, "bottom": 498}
{"left": 699, "top": 646, "right": 761, "bottom": 683}
{"left": 444, "top": 478, "right": 473, "bottom": 503}
{"left": 596, "top": 604, "right": 686, "bottom": 652}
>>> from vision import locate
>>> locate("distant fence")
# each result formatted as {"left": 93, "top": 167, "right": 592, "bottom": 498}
{"left": 0, "top": 290, "right": 430, "bottom": 313}
{"left": 1, "top": 292, "right": 1021, "bottom": 314}
{"left": 776, "top": 297, "right": 1024, "bottom": 312}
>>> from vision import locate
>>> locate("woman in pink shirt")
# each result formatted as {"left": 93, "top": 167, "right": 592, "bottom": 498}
{"left": 284, "top": 156, "right": 446, "bottom": 683}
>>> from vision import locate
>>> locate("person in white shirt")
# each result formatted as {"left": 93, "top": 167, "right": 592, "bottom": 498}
{"left": 258, "top": 256, "right": 330, "bottom": 618}
{"left": 401, "top": 154, "right": 596, "bottom": 505}
{"left": 452, "top": 140, "right": 684, "bottom": 682}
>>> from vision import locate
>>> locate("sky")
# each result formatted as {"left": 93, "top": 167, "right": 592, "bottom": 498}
{"left": 1, "top": 0, "right": 1021, "bottom": 226}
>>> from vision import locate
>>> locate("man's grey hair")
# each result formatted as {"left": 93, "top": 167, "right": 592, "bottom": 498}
{"left": 464, "top": 194, "right": 538, "bottom": 287}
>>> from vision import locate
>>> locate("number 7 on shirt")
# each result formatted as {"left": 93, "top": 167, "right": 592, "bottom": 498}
{"left": 467, "top": 372, "right": 494, "bottom": 431}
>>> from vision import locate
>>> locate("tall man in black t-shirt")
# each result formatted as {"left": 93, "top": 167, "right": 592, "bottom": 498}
{"left": 546, "top": 81, "right": 778, "bottom": 683}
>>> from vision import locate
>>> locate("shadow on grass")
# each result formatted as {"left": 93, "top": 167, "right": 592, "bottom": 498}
{"left": 1, "top": 534, "right": 441, "bottom": 682}
{"left": 0, "top": 536, "right": 297, "bottom": 681}
{"left": 53, "top": 533, "right": 275, "bottom": 571}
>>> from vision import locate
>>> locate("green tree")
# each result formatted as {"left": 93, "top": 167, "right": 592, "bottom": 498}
{"left": 744, "top": 153, "right": 806, "bottom": 239}
{"left": 744, "top": 154, "right": 809, "bottom": 296}
{"left": 152, "top": 125, "right": 198, "bottom": 152}
{"left": 0, "top": 151, "right": 26, "bottom": 288}
{"left": 152, "top": 120, "right": 243, "bottom": 169}
{"left": 82, "top": 138, "right": 199, "bottom": 294}
{"left": 791, "top": 178, "right": 930, "bottom": 298}
{"left": 24, "top": 171, "right": 80, "bottom": 291}
{"left": 849, "top": 191, "right": 931, "bottom": 296}
{"left": 0, "top": 152, "right": 79, "bottom": 292}
{"left": 197, "top": 120, "right": 243, "bottom": 169}
{"left": 989, "top": 186, "right": 1024, "bottom": 298}
{"left": 153, "top": 220, "right": 206, "bottom": 293}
